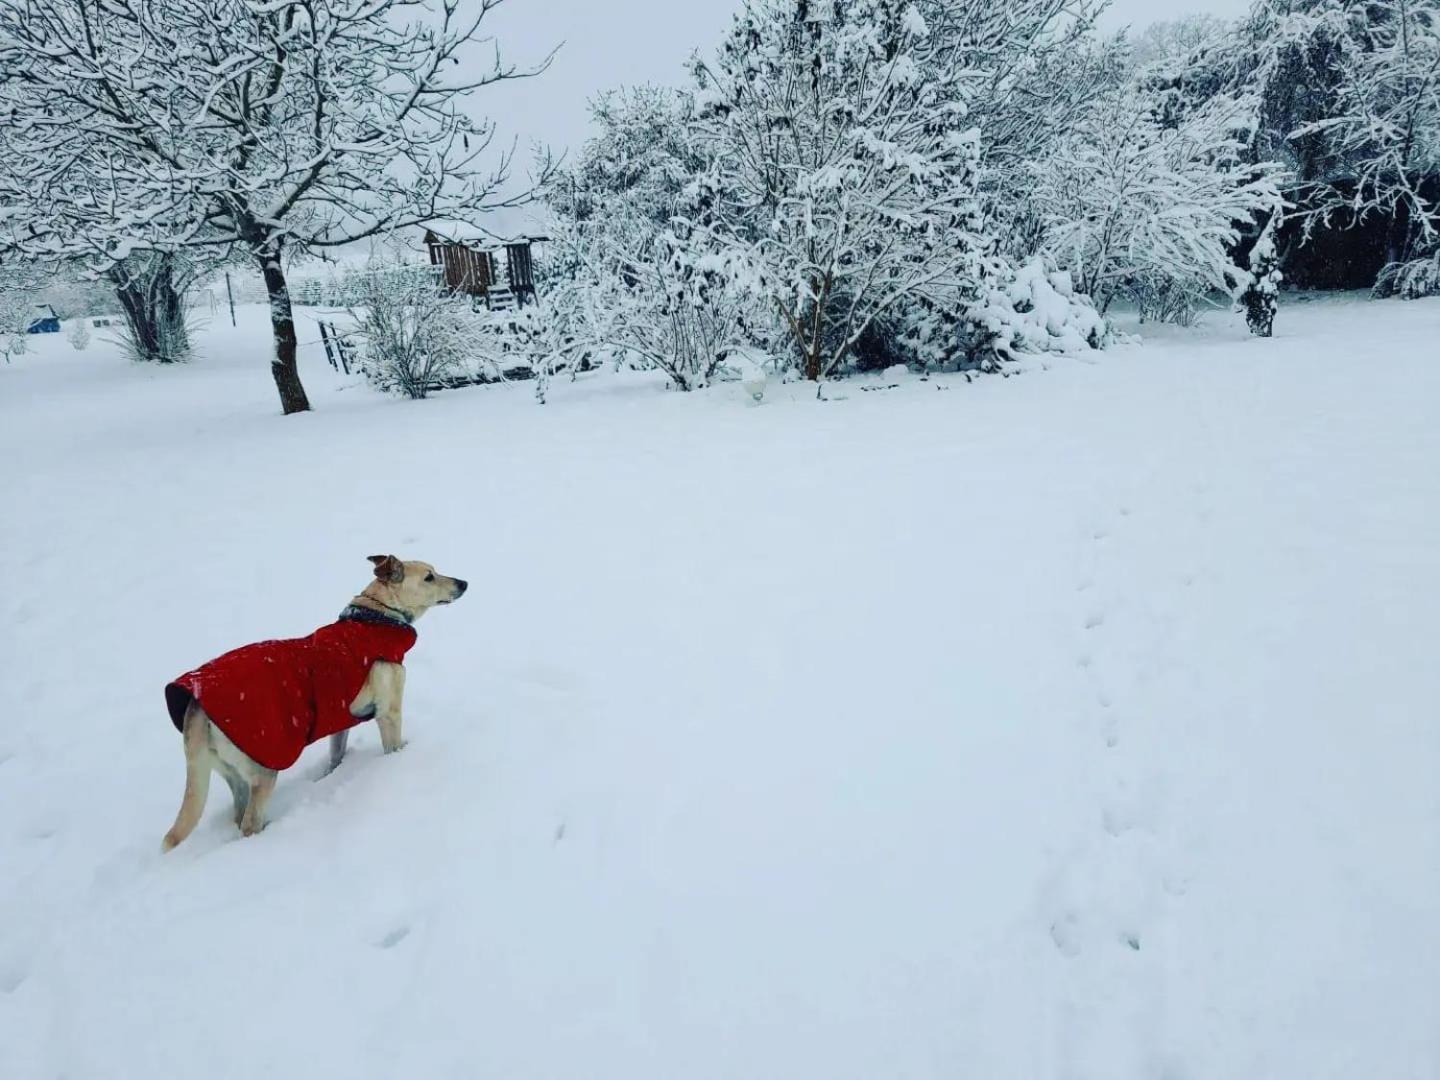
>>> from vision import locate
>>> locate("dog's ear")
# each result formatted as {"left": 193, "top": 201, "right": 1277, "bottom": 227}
{"left": 367, "top": 554, "right": 405, "bottom": 584}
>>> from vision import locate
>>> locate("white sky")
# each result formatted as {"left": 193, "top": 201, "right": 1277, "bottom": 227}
{"left": 478, "top": 0, "right": 1256, "bottom": 158}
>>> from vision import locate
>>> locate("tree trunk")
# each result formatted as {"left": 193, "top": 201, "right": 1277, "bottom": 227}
{"left": 257, "top": 250, "right": 312, "bottom": 415}
{"left": 1384, "top": 199, "right": 1412, "bottom": 267}
{"left": 804, "top": 343, "right": 822, "bottom": 382}
{"left": 108, "top": 254, "right": 191, "bottom": 363}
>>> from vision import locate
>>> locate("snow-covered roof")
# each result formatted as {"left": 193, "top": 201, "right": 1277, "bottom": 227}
{"left": 423, "top": 206, "right": 551, "bottom": 246}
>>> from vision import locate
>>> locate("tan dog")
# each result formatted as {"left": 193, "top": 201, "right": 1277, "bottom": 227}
{"left": 161, "top": 555, "right": 466, "bottom": 851}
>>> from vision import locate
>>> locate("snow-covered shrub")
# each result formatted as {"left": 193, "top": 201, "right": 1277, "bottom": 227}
{"left": 539, "top": 87, "right": 772, "bottom": 394}
{"left": 352, "top": 266, "right": 483, "bottom": 400}
{"left": 1238, "top": 220, "right": 1282, "bottom": 335}
{"left": 1034, "top": 91, "right": 1283, "bottom": 320}
{"left": 1129, "top": 275, "right": 1209, "bottom": 326}
{"left": 66, "top": 317, "right": 90, "bottom": 350}
{"left": 964, "top": 259, "right": 1110, "bottom": 364}
{"left": 1374, "top": 250, "right": 1440, "bottom": 299}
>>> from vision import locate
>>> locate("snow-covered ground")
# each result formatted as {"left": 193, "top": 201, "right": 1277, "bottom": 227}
{"left": 2, "top": 297, "right": 1437, "bottom": 1079}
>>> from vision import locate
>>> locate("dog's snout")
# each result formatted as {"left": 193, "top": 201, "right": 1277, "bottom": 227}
{"left": 452, "top": 578, "right": 468, "bottom": 596}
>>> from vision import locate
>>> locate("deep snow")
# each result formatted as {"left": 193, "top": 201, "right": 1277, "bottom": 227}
{"left": 2, "top": 297, "right": 1437, "bottom": 1079}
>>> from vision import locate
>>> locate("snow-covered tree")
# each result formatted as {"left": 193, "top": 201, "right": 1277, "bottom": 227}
{"left": 917, "top": 0, "right": 1113, "bottom": 182}
{"left": 1035, "top": 90, "right": 1285, "bottom": 319}
{"left": 0, "top": 259, "right": 44, "bottom": 363}
{"left": 688, "top": 0, "right": 993, "bottom": 382}
{"left": 0, "top": 0, "right": 552, "bottom": 412}
{"left": 1238, "top": 215, "right": 1283, "bottom": 335}
{"left": 1292, "top": 0, "right": 1440, "bottom": 270}
{"left": 1132, "top": 14, "right": 1235, "bottom": 69}
{"left": 107, "top": 254, "right": 199, "bottom": 364}
{"left": 541, "top": 86, "right": 769, "bottom": 392}
{"left": 561, "top": 86, "right": 708, "bottom": 233}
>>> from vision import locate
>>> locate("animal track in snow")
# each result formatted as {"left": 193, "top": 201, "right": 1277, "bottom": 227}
{"left": 1049, "top": 912, "right": 1083, "bottom": 958}
{"left": 375, "top": 925, "right": 411, "bottom": 949}
{"left": 0, "top": 956, "right": 29, "bottom": 994}
{"left": 1101, "top": 716, "right": 1120, "bottom": 749}
{"left": 1083, "top": 611, "right": 1106, "bottom": 630}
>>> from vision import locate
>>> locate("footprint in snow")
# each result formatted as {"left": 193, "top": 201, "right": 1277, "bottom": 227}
{"left": 375, "top": 925, "right": 411, "bottom": 949}
{"left": 1083, "top": 611, "right": 1105, "bottom": 631}
{"left": 1049, "top": 912, "right": 1083, "bottom": 958}
{"left": 23, "top": 820, "right": 58, "bottom": 842}
{"left": 0, "top": 956, "right": 29, "bottom": 994}
{"left": 1102, "top": 716, "right": 1120, "bottom": 749}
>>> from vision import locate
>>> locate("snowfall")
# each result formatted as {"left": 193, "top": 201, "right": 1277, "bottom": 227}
{"left": 1, "top": 295, "right": 1437, "bottom": 1080}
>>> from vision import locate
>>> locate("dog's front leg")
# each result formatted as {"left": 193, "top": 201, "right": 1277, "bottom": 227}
{"left": 328, "top": 730, "right": 349, "bottom": 772}
{"left": 369, "top": 660, "right": 407, "bottom": 753}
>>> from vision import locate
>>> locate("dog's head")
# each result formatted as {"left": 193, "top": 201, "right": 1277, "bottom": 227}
{"left": 364, "top": 555, "right": 467, "bottom": 620}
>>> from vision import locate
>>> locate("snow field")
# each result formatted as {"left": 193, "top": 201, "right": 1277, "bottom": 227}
{"left": 2, "top": 296, "right": 1438, "bottom": 1079}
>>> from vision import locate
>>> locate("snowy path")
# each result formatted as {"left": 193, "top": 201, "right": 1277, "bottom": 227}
{"left": 2, "top": 298, "right": 1438, "bottom": 1078}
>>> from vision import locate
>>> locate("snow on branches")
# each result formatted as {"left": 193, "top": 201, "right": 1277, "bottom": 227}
{"left": 688, "top": 0, "right": 994, "bottom": 382}
{"left": 0, "top": 0, "right": 554, "bottom": 411}
{"left": 1035, "top": 91, "right": 1284, "bottom": 320}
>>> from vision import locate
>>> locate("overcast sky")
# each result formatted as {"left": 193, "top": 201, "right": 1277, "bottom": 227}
{"left": 478, "top": 0, "right": 1256, "bottom": 159}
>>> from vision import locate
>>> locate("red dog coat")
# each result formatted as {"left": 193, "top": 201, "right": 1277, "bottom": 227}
{"left": 166, "top": 609, "right": 418, "bottom": 771}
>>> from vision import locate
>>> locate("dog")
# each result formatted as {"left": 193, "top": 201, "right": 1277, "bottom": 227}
{"left": 161, "top": 555, "right": 466, "bottom": 851}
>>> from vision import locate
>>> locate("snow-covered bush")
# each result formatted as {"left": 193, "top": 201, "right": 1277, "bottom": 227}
{"left": 1034, "top": 91, "right": 1283, "bottom": 320}
{"left": 1238, "top": 220, "right": 1283, "bottom": 335}
{"left": 541, "top": 87, "right": 772, "bottom": 394}
{"left": 964, "top": 259, "right": 1110, "bottom": 364}
{"left": 352, "top": 267, "right": 485, "bottom": 400}
{"left": 544, "top": 219, "right": 768, "bottom": 392}
{"left": 66, "top": 317, "right": 90, "bottom": 351}
{"left": 1374, "top": 250, "right": 1440, "bottom": 299}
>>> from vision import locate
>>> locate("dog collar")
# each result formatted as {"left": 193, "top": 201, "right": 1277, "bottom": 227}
{"left": 338, "top": 603, "right": 413, "bottom": 629}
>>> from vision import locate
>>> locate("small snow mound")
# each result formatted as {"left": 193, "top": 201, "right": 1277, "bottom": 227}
{"left": 726, "top": 346, "right": 772, "bottom": 402}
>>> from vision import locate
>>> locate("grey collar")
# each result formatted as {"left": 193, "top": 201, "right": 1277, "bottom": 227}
{"left": 338, "top": 602, "right": 413, "bottom": 628}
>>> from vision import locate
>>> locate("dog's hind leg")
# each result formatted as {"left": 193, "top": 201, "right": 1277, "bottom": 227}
{"left": 217, "top": 760, "right": 249, "bottom": 827}
{"left": 162, "top": 703, "right": 213, "bottom": 852}
{"left": 239, "top": 771, "right": 277, "bottom": 837}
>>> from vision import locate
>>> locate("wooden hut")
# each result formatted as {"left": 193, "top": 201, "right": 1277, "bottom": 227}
{"left": 422, "top": 218, "right": 548, "bottom": 310}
